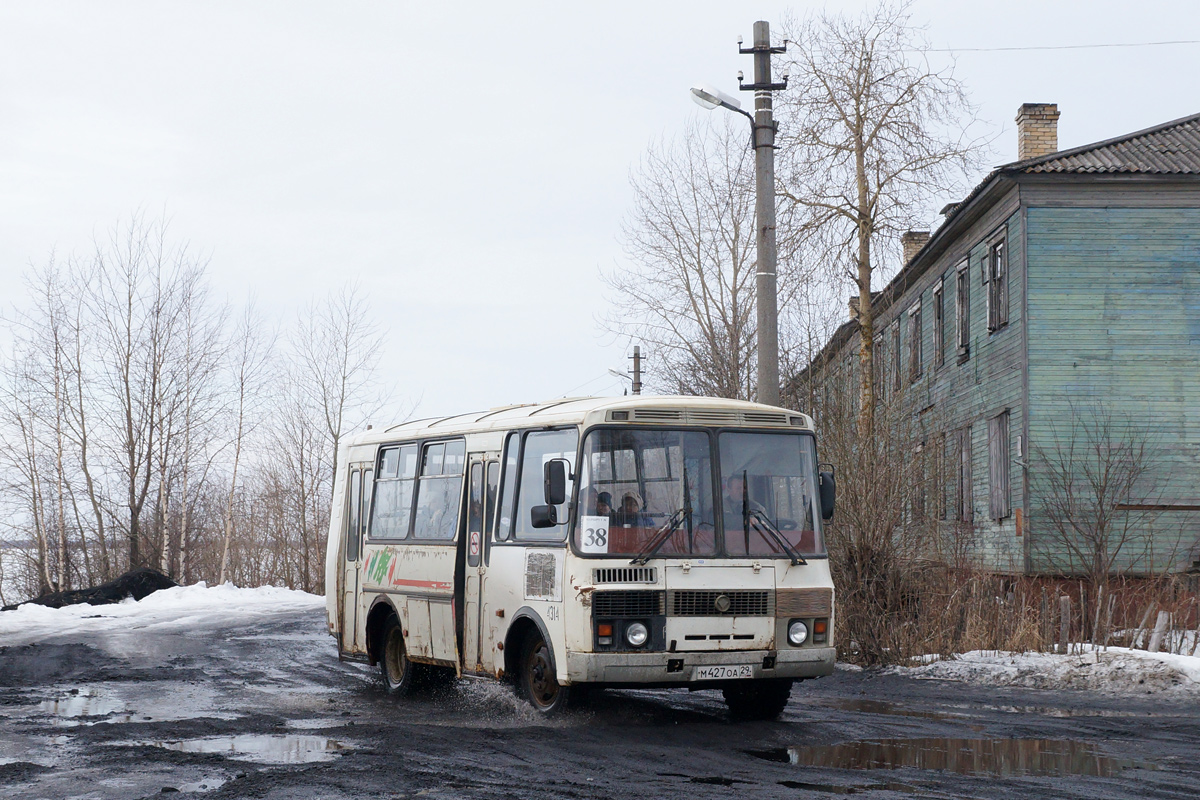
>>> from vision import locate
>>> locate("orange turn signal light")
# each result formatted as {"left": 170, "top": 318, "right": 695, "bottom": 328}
{"left": 814, "top": 620, "right": 827, "bottom": 635}
{"left": 598, "top": 623, "right": 613, "bottom": 637}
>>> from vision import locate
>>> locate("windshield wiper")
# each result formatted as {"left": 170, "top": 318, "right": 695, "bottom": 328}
{"left": 630, "top": 504, "right": 692, "bottom": 565}
{"left": 749, "top": 510, "right": 807, "bottom": 566}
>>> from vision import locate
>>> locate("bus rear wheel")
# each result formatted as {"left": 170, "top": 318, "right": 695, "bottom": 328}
{"left": 379, "top": 615, "right": 417, "bottom": 696}
{"left": 518, "top": 633, "right": 570, "bottom": 714}
{"left": 722, "top": 678, "right": 793, "bottom": 721}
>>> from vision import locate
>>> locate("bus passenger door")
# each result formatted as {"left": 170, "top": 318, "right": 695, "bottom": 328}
{"left": 462, "top": 456, "right": 498, "bottom": 674}
{"left": 340, "top": 465, "right": 371, "bottom": 655}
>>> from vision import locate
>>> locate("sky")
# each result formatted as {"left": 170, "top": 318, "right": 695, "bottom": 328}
{"left": 2, "top": 1, "right": 1197, "bottom": 423}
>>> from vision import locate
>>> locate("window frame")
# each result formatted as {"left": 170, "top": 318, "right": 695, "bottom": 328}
{"left": 933, "top": 278, "right": 945, "bottom": 369}
{"left": 907, "top": 301, "right": 923, "bottom": 383}
{"left": 367, "top": 437, "right": 465, "bottom": 544}
{"left": 890, "top": 321, "right": 901, "bottom": 393}
{"left": 955, "top": 260, "right": 970, "bottom": 363}
{"left": 987, "top": 235, "right": 1009, "bottom": 332}
{"left": 492, "top": 425, "right": 581, "bottom": 547}
{"left": 958, "top": 424, "right": 974, "bottom": 523}
{"left": 988, "top": 410, "right": 1011, "bottom": 520}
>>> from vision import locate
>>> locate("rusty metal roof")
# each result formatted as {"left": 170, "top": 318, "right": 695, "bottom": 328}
{"left": 1014, "top": 111, "right": 1200, "bottom": 174}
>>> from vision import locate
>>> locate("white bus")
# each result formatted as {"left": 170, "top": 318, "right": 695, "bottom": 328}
{"left": 324, "top": 396, "right": 836, "bottom": 719}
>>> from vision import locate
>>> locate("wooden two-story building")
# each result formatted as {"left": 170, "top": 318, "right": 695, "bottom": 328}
{"left": 794, "top": 104, "right": 1200, "bottom": 575}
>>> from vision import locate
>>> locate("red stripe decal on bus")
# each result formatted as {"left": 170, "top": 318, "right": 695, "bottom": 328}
{"left": 389, "top": 578, "right": 453, "bottom": 591}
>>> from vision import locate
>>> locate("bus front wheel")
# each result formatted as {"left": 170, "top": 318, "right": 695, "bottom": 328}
{"left": 518, "top": 632, "right": 570, "bottom": 714}
{"left": 722, "top": 678, "right": 793, "bottom": 721}
{"left": 379, "top": 615, "right": 417, "bottom": 696}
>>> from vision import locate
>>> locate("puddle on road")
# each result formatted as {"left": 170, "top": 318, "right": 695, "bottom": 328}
{"left": 23, "top": 684, "right": 241, "bottom": 727}
{"left": 814, "top": 699, "right": 964, "bottom": 721}
{"left": 132, "top": 734, "right": 351, "bottom": 764}
{"left": 748, "top": 738, "right": 1154, "bottom": 777}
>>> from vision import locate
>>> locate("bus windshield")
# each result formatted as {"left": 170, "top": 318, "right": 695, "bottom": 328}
{"left": 718, "top": 431, "right": 823, "bottom": 558}
{"left": 573, "top": 428, "right": 824, "bottom": 558}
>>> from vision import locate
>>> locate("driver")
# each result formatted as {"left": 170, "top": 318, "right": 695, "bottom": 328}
{"left": 722, "top": 474, "right": 766, "bottom": 529}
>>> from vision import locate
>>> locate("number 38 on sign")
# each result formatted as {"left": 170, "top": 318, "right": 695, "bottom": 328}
{"left": 579, "top": 515, "right": 609, "bottom": 554}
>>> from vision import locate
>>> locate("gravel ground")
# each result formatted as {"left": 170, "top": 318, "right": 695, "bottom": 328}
{"left": 1, "top": 601, "right": 1198, "bottom": 799}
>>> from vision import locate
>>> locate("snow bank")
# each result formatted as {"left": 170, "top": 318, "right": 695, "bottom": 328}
{"left": 0, "top": 583, "right": 324, "bottom": 646}
{"left": 891, "top": 646, "right": 1200, "bottom": 696}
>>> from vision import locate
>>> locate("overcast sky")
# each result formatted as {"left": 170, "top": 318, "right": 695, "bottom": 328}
{"left": 2, "top": 1, "right": 1197, "bottom": 423}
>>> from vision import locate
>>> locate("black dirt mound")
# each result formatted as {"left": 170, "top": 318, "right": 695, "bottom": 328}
{"left": 2, "top": 567, "right": 177, "bottom": 611}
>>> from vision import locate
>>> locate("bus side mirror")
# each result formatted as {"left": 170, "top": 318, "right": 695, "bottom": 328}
{"left": 544, "top": 458, "right": 568, "bottom": 506}
{"left": 531, "top": 504, "right": 559, "bottom": 528}
{"left": 819, "top": 470, "right": 836, "bottom": 521}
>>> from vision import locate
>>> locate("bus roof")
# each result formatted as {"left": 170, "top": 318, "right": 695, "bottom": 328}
{"left": 349, "top": 396, "right": 814, "bottom": 448}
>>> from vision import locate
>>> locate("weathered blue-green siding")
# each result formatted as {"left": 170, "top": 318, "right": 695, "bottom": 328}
{"left": 1026, "top": 207, "right": 1200, "bottom": 572}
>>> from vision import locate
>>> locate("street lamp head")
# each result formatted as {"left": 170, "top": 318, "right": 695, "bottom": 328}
{"left": 690, "top": 83, "right": 742, "bottom": 112}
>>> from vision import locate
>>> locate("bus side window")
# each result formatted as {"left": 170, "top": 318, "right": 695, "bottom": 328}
{"left": 514, "top": 429, "right": 578, "bottom": 542}
{"left": 346, "top": 470, "right": 362, "bottom": 561}
{"left": 496, "top": 432, "right": 520, "bottom": 541}
{"left": 485, "top": 461, "right": 499, "bottom": 536}
{"left": 467, "top": 462, "right": 484, "bottom": 567}
{"left": 370, "top": 444, "right": 417, "bottom": 539}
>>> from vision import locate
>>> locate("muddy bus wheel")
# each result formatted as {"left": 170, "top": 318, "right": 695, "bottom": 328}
{"left": 518, "top": 633, "right": 570, "bottom": 714}
{"left": 722, "top": 678, "right": 793, "bottom": 721}
{"left": 379, "top": 615, "right": 417, "bottom": 696}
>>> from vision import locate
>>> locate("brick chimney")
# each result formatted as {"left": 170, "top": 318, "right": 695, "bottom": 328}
{"left": 848, "top": 295, "right": 860, "bottom": 321}
{"left": 1016, "top": 103, "right": 1060, "bottom": 160}
{"left": 901, "top": 230, "right": 930, "bottom": 266}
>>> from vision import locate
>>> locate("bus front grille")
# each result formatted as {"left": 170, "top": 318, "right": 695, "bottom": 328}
{"left": 669, "top": 590, "right": 773, "bottom": 616}
{"left": 593, "top": 567, "right": 658, "bottom": 584}
{"left": 592, "top": 590, "right": 665, "bottom": 617}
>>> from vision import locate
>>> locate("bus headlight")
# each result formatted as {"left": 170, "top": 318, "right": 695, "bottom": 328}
{"left": 625, "top": 621, "right": 649, "bottom": 647}
{"left": 787, "top": 620, "right": 809, "bottom": 646}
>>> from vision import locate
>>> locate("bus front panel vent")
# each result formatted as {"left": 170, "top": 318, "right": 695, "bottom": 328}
{"left": 742, "top": 411, "right": 790, "bottom": 426}
{"left": 669, "top": 589, "right": 773, "bottom": 617}
{"left": 592, "top": 567, "right": 658, "bottom": 585}
{"left": 592, "top": 590, "right": 665, "bottom": 617}
{"left": 632, "top": 409, "right": 684, "bottom": 422}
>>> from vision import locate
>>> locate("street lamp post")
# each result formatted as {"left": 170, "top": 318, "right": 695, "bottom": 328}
{"left": 691, "top": 20, "right": 787, "bottom": 407}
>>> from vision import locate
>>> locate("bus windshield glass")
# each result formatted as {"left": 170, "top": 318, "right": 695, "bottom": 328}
{"left": 573, "top": 428, "right": 825, "bottom": 558}
{"left": 718, "top": 431, "right": 823, "bottom": 557}
{"left": 575, "top": 429, "right": 717, "bottom": 557}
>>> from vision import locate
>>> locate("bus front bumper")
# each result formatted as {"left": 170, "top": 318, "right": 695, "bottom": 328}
{"left": 565, "top": 647, "right": 835, "bottom": 685}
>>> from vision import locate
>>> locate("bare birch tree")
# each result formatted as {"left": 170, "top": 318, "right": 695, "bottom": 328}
{"left": 778, "top": 0, "right": 986, "bottom": 434}
{"left": 219, "top": 304, "right": 274, "bottom": 584}
{"left": 605, "top": 117, "right": 810, "bottom": 399}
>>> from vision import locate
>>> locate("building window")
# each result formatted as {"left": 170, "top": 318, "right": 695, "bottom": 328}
{"left": 873, "top": 334, "right": 884, "bottom": 400}
{"left": 987, "top": 238, "right": 1008, "bottom": 332}
{"left": 955, "top": 261, "right": 970, "bottom": 361}
{"left": 912, "top": 442, "right": 927, "bottom": 523}
{"left": 935, "top": 432, "right": 948, "bottom": 520}
{"left": 908, "top": 303, "right": 923, "bottom": 382}
{"left": 958, "top": 425, "right": 973, "bottom": 523}
{"left": 891, "top": 322, "right": 901, "bottom": 392}
{"left": 988, "top": 411, "right": 1011, "bottom": 519}
{"left": 933, "top": 280, "right": 945, "bottom": 368}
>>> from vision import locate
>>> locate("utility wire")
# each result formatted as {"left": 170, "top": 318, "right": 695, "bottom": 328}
{"left": 928, "top": 39, "right": 1200, "bottom": 53}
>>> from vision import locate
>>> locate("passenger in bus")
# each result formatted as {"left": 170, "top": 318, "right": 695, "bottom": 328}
{"left": 596, "top": 491, "right": 613, "bottom": 517}
{"left": 614, "top": 492, "right": 646, "bottom": 528}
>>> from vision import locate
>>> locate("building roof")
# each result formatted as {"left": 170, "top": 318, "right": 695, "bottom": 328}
{"left": 1013, "top": 111, "right": 1200, "bottom": 175}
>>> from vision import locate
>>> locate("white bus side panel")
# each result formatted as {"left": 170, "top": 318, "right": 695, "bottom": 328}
{"left": 485, "top": 545, "right": 568, "bottom": 682}
{"left": 360, "top": 543, "right": 458, "bottom": 663}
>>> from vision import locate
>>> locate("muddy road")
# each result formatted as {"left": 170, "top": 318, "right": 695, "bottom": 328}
{"left": 2, "top": 601, "right": 1197, "bottom": 799}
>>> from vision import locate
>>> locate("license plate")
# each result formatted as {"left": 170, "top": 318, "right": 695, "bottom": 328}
{"left": 693, "top": 664, "right": 754, "bottom": 680}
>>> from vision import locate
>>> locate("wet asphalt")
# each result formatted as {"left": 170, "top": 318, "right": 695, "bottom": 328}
{"left": 1, "top": 605, "right": 1198, "bottom": 800}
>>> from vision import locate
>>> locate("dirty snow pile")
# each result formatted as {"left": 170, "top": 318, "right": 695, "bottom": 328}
{"left": 891, "top": 646, "right": 1200, "bottom": 696}
{"left": 0, "top": 582, "right": 325, "bottom": 646}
